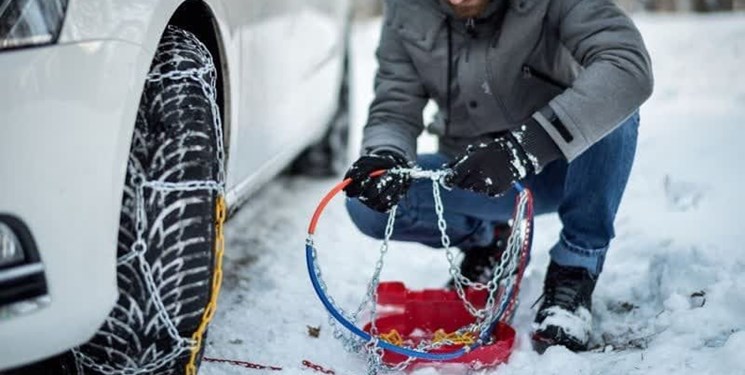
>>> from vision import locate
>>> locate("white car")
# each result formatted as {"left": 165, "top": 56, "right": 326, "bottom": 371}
{"left": 0, "top": 0, "right": 351, "bottom": 373}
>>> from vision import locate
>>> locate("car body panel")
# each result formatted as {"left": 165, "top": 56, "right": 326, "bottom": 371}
{"left": 0, "top": 0, "right": 350, "bottom": 369}
{"left": 0, "top": 40, "right": 144, "bottom": 369}
{"left": 227, "top": 0, "right": 346, "bottom": 197}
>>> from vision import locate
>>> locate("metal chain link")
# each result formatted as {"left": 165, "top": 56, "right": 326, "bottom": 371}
{"left": 73, "top": 43, "right": 227, "bottom": 375}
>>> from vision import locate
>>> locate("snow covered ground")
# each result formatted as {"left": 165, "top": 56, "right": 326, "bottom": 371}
{"left": 202, "top": 14, "right": 745, "bottom": 375}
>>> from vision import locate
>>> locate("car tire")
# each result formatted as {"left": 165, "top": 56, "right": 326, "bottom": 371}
{"left": 289, "top": 54, "right": 350, "bottom": 177}
{"left": 73, "top": 26, "right": 222, "bottom": 375}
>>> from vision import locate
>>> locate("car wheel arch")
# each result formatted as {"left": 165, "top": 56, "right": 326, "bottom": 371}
{"left": 165, "top": 0, "right": 232, "bottom": 170}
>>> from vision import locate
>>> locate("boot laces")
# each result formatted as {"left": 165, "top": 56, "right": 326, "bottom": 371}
{"left": 533, "top": 264, "right": 595, "bottom": 312}
{"left": 547, "top": 285, "right": 580, "bottom": 311}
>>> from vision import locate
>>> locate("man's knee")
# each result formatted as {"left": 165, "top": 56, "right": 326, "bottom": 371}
{"left": 345, "top": 198, "right": 388, "bottom": 239}
{"left": 609, "top": 111, "right": 640, "bottom": 144}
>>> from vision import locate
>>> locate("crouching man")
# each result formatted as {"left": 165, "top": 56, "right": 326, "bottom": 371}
{"left": 344, "top": 0, "right": 653, "bottom": 352}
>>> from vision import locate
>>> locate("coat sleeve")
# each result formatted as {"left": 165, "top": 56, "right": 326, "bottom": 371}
{"left": 360, "top": 1, "right": 428, "bottom": 162}
{"left": 535, "top": 0, "right": 653, "bottom": 161}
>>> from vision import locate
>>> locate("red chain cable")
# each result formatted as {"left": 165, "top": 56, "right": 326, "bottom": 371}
{"left": 502, "top": 189, "right": 535, "bottom": 322}
{"left": 302, "top": 360, "right": 337, "bottom": 374}
{"left": 203, "top": 357, "right": 283, "bottom": 371}
{"left": 203, "top": 357, "right": 338, "bottom": 374}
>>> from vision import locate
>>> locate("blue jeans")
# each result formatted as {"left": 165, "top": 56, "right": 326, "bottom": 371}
{"left": 346, "top": 113, "right": 640, "bottom": 276}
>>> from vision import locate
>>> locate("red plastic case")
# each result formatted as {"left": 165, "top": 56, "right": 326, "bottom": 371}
{"left": 363, "top": 282, "right": 516, "bottom": 372}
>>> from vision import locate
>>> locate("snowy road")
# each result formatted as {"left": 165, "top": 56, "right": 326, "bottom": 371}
{"left": 202, "top": 14, "right": 745, "bottom": 375}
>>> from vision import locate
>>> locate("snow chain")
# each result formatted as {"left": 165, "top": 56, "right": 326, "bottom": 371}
{"left": 309, "top": 168, "right": 533, "bottom": 374}
{"left": 73, "top": 28, "right": 227, "bottom": 375}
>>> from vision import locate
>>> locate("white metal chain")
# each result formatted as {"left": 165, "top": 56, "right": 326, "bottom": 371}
{"left": 73, "top": 40, "right": 226, "bottom": 375}
{"left": 311, "top": 167, "right": 532, "bottom": 374}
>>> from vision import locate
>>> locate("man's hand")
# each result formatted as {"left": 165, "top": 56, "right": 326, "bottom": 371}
{"left": 447, "top": 118, "right": 563, "bottom": 197}
{"left": 447, "top": 136, "right": 532, "bottom": 197}
{"left": 344, "top": 152, "right": 412, "bottom": 212}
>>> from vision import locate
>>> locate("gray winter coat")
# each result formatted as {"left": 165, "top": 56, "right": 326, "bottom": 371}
{"left": 362, "top": 0, "right": 653, "bottom": 162}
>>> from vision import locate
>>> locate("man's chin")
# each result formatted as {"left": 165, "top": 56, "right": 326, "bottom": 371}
{"left": 452, "top": 4, "right": 488, "bottom": 19}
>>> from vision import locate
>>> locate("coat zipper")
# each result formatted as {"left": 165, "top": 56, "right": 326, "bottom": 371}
{"left": 466, "top": 18, "right": 476, "bottom": 35}
{"left": 522, "top": 65, "right": 570, "bottom": 90}
{"left": 465, "top": 18, "right": 476, "bottom": 62}
{"left": 446, "top": 18, "right": 453, "bottom": 137}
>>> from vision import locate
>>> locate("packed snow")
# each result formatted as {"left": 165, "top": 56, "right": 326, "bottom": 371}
{"left": 202, "top": 13, "right": 745, "bottom": 375}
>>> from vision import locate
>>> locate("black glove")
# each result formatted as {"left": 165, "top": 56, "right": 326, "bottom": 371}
{"left": 344, "top": 151, "right": 412, "bottom": 212}
{"left": 447, "top": 117, "right": 563, "bottom": 197}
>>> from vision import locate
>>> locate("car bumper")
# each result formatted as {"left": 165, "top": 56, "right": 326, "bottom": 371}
{"left": 0, "top": 40, "right": 145, "bottom": 369}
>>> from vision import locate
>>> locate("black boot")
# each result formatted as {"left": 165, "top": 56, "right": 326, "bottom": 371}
{"left": 447, "top": 224, "right": 512, "bottom": 287}
{"left": 532, "top": 261, "right": 598, "bottom": 353}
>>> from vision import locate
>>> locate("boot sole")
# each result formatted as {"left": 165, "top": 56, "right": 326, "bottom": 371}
{"left": 531, "top": 327, "right": 589, "bottom": 354}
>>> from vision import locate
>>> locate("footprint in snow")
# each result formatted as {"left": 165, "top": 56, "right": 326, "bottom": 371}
{"left": 663, "top": 175, "right": 705, "bottom": 211}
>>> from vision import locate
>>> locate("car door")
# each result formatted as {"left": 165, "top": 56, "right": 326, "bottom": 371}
{"left": 220, "top": 0, "right": 349, "bottom": 194}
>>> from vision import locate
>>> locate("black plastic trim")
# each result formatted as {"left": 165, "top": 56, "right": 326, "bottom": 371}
{"left": 0, "top": 214, "right": 48, "bottom": 307}
{"left": 540, "top": 106, "right": 574, "bottom": 143}
{"left": 0, "top": 266, "right": 47, "bottom": 305}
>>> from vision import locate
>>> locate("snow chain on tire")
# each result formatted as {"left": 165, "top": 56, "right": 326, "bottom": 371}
{"left": 72, "top": 26, "right": 226, "bottom": 375}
